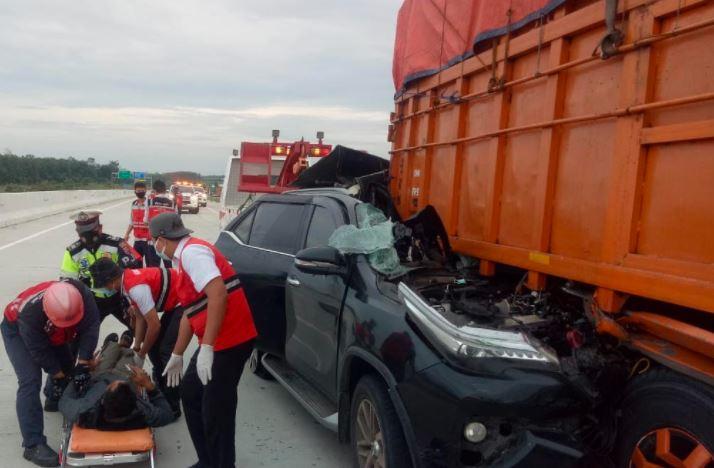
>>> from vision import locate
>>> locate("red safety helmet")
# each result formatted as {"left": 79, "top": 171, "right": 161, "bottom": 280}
{"left": 42, "top": 282, "right": 84, "bottom": 327}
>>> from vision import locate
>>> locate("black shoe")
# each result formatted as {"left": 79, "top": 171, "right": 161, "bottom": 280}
{"left": 43, "top": 398, "right": 58, "bottom": 412}
{"left": 23, "top": 443, "right": 59, "bottom": 467}
{"left": 172, "top": 407, "right": 182, "bottom": 420}
{"left": 102, "top": 332, "right": 119, "bottom": 350}
{"left": 119, "top": 330, "right": 133, "bottom": 348}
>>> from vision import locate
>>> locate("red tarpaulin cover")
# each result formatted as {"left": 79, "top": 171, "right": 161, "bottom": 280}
{"left": 393, "top": 0, "right": 566, "bottom": 93}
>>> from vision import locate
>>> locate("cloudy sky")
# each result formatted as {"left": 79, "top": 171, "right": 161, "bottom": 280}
{"left": 0, "top": 1, "right": 401, "bottom": 174}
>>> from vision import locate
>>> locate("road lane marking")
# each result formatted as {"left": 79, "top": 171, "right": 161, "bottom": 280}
{"left": 0, "top": 199, "right": 130, "bottom": 253}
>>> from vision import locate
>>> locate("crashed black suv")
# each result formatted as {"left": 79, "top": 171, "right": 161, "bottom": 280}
{"left": 216, "top": 148, "right": 590, "bottom": 467}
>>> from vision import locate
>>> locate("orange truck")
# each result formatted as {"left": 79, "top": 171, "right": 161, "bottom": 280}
{"left": 390, "top": 0, "right": 714, "bottom": 465}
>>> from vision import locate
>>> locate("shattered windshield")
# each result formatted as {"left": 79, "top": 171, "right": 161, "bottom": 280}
{"left": 328, "top": 203, "right": 407, "bottom": 277}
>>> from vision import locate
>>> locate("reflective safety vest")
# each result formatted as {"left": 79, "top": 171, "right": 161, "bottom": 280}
{"left": 146, "top": 193, "right": 175, "bottom": 224}
{"left": 122, "top": 267, "right": 180, "bottom": 312}
{"left": 130, "top": 199, "right": 150, "bottom": 240}
{"left": 3, "top": 280, "right": 78, "bottom": 346}
{"left": 176, "top": 237, "right": 257, "bottom": 351}
{"left": 60, "top": 234, "right": 142, "bottom": 297}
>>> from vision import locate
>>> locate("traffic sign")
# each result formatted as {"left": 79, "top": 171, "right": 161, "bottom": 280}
{"left": 117, "top": 170, "right": 132, "bottom": 179}
{"left": 133, "top": 171, "right": 145, "bottom": 179}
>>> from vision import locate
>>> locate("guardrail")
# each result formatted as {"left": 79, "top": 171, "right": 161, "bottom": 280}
{"left": 0, "top": 190, "right": 134, "bottom": 228}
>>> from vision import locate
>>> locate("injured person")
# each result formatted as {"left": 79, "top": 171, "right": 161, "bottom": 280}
{"left": 59, "top": 332, "right": 175, "bottom": 430}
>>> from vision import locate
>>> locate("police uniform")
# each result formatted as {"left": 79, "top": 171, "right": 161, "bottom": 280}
{"left": 60, "top": 211, "right": 141, "bottom": 326}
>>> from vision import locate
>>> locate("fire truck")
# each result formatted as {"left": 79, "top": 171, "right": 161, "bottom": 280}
{"left": 218, "top": 130, "right": 332, "bottom": 228}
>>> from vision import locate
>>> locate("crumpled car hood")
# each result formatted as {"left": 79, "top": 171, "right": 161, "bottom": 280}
{"left": 291, "top": 145, "right": 389, "bottom": 189}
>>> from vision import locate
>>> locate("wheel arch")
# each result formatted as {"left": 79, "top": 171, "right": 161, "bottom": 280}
{"left": 338, "top": 347, "right": 422, "bottom": 468}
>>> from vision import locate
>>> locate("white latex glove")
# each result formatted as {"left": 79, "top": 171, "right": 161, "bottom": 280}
{"left": 196, "top": 344, "right": 214, "bottom": 386}
{"left": 133, "top": 353, "right": 145, "bottom": 368}
{"left": 162, "top": 353, "right": 184, "bottom": 388}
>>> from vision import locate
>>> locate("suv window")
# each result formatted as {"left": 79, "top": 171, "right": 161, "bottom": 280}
{"left": 305, "top": 206, "right": 338, "bottom": 249}
{"left": 232, "top": 209, "right": 255, "bottom": 243}
{"left": 249, "top": 202, "right": 304, "bottom": 254}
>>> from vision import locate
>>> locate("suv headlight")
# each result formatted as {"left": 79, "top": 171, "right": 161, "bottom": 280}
{"left": 398, "top": 283, "right": 559, "bottom": 369}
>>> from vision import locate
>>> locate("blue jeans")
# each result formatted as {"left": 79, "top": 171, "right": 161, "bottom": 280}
{"left": 1, "top": 319, "right": 72, "bottom": 448}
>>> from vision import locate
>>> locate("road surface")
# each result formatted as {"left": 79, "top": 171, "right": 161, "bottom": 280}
{"left": 0, "top": 198, "right": 352, "bottom": 468}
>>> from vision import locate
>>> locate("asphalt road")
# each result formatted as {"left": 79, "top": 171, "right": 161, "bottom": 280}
{"left": 0, "top": 199, "right": 352, "bottom": 468}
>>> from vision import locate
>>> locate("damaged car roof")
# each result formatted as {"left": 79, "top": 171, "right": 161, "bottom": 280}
{"left": 291, "top": 145, "right": 389, "bottom": 189}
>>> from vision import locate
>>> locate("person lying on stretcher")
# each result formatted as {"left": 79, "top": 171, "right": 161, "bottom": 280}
{"left": 59, "top": 332, "right": 176, "bottom": 430}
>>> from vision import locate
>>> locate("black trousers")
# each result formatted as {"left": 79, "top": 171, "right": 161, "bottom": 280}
{"left": 181, "top": 339, "right": 254, "bottom": 468}
{"left": 133, "top": 239, "right": 149, "bottom": 266}
{"left": 147, "top": 309, "right": 182, "bottom": 411}
{"left": 95, "top": 294, "right": 131, "bottom": 329}
{"left": 144, "top": 242, "right": 172, "bottom": 269}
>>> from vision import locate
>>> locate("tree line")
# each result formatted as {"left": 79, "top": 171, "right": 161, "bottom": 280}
{"left": 0, "top": 152, "right": 120, "bottom": 192}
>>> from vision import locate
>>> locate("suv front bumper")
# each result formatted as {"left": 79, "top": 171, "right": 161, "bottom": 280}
{"left": 399, "top": 362, "right": 584, "bottom": 467}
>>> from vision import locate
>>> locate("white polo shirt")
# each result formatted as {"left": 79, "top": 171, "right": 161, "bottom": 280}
{"left": 172, "top": 236, "right": 222, "bottom": 293}
{"left": 125, "top": 284, "right": 155, "bottom": 316}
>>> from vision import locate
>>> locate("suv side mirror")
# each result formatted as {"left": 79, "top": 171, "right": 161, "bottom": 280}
{"left": 295, "top": 246, "right": 346, "bottom": 276}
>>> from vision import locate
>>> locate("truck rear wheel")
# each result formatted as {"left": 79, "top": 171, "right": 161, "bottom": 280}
{"left": 616, "top": 367, "right": 714, "bottom": 467}
{"left": 350, "top": 375, "right": 411, "bottom": 468}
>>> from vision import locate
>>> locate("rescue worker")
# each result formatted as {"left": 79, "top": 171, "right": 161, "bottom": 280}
{"left": 150, "top": 212, "right": 256, "bottom": 468}
{"left": 89, "top": 257, "right": 182, "bottom": 417}
{"left": 0, "top": 280, "right": 100, "bottom": 467}
{"left": 145, "top": 179, "right": 175, "bottom": 268}
{"left": 60, "top": 210, "right": 142, "bottom": 328}
{"left": 124, "top": 180, "right": 150, "bottom": 264}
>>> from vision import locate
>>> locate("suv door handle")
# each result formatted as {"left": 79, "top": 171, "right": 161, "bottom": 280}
{"left": 287, "top": 277, "right": 300, "bottom": 287}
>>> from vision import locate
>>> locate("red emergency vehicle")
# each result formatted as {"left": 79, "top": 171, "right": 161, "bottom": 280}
{"left": 219, "top": 130, "right": 332, "bottom": 227}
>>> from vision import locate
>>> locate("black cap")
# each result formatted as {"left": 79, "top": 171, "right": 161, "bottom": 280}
{"left": 89, "top": 258, "right": 122, "bottom": 287}
{"left": 149, "top": 212, "right": 192, "bottom": 239}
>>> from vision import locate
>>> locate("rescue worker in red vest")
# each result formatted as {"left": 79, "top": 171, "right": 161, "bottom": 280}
{"left": 150, "top": 212, "right": 256, "bottom": 468}
{"left": 89, "top": 258, "right": 183, "bottom": 417}
{"left": 123, "top": 180, "right": 150, "bottom": 264}
{"left": 1, "top": 280, "right": 100, "bottom": 467}
{"left": 61, "top": 210, "right": 142, "bottom": 328}
{"left": 145, "top": 179, "right": 176, "bottom": 268}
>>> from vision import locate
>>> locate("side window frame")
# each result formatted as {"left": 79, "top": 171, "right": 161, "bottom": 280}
{"left": 301, "top": 198, "right": 346, "bottom": 250}
{"left": 249, "top": 201, "right": 309, "bottom": 255}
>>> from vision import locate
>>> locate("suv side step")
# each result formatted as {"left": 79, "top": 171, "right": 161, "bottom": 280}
{"left": 262, "top": 354, "right": 339, "bottom": 432}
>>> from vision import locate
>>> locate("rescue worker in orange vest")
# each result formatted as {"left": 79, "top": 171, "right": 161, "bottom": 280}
{"left": 1, "top": 280, "right": 100, "bottom": 467}
{"left": 89, "top": 258, "right": 183, "bottom": 417}
{"left": 123, "top": 181, "right": 150, "bottom": 265}
{"left": 144, "top": 180, "right": 176, "bottom": 268}
{"left": 150, "top": 213, "right": 256, "bottom": 468}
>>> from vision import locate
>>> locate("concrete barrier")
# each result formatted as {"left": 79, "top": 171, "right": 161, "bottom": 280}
{"left": 0, "top": 190, "right": 134, "bottom": 228}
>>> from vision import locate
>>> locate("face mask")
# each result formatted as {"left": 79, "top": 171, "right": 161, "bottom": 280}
{"left": 95, "top": 287, "right": 116, "bottom": 297}
{"left": 135, "top": 191, "right": 146, "bottom": 199}
{"left": 81, "top": 231, "right": 100, "bottom": 248}
{"left": 156, "top": 241, "right": 172, "bottom": 262}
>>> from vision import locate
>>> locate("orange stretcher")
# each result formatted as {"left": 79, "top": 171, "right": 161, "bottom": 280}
{"left": 59, "top": 423, "right": 155, "bottom": 467}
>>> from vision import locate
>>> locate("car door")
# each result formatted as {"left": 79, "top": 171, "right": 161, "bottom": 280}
{"left": 285, "top": 198, "right": 348, "bottom": 399}
{"left": 215, "top": 198, "right": 309, "bottom": 357}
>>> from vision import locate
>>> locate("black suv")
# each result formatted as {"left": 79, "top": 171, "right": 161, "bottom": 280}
{"left": 215, "top": 185, "right": 587, "bottom": 468}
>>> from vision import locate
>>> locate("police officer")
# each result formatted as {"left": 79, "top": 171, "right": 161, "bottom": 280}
{"left": 90, "top": 258, "right": 183, "bottom": 417}
{"left": 1, "top": 280, "right": 100, "bottom": 467}
{"left": 61, "top": 210, "right": 142, "bottom": 328}
{"left": 145, "top": 180, "right": 176, "bottom": 268}
{"left": 124, "top": 181, "right": 150, "bottom": 264}
{"left": 151, "top": 213, "right": 256, "bottom": 468}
